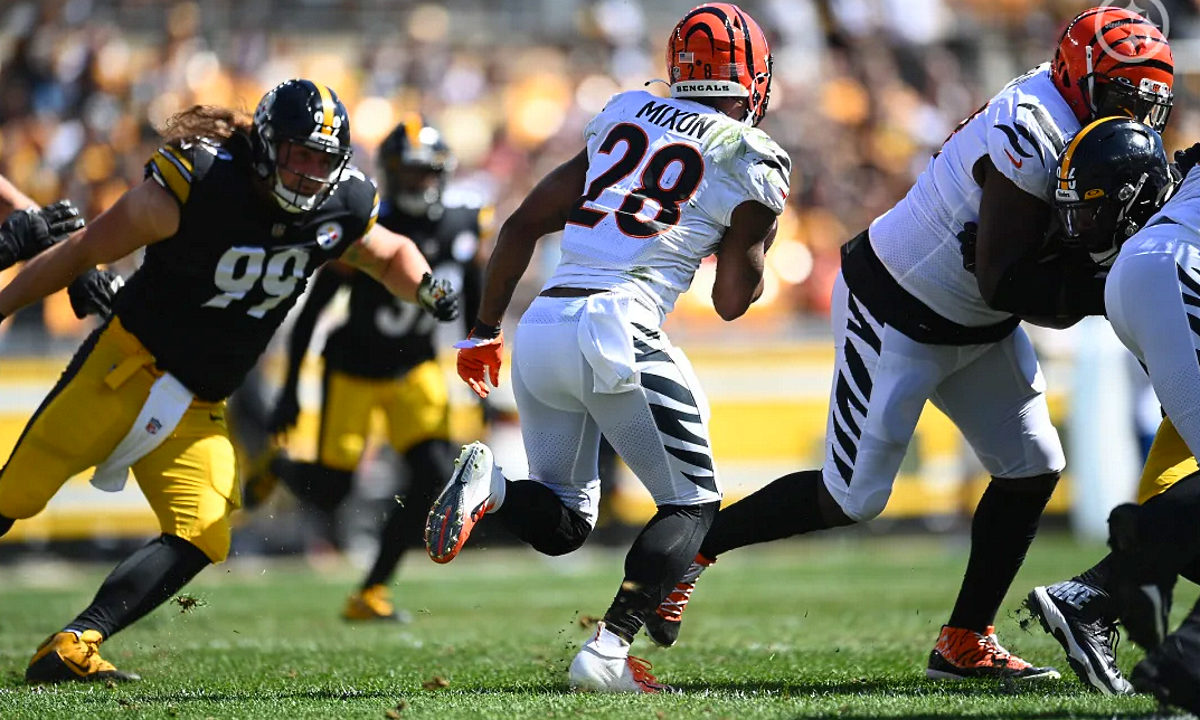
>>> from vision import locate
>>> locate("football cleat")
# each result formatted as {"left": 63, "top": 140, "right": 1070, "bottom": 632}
{"left": 425, "top": 442, "right": 506, "bottom": 564}
{"left": 926, "top": 625, "right": 1060, "bottom": 681}
{"left": 26, "top": 630, "right": 141, "bottom": 684}
{"left": 644, "top": 553, "right": 714, "bottom": 647}
{"left": 1108, "top": 503, "right": 1175, "bottom": 651}
{"left": 1026, "top": 581, "right": 1132, "bottom": 694}
{"left": 1130, "top": 623, "right": 1200, "bottom": 716}
{"left": 342, "top": 584, "right": 412, "bottom": 623}
{"left": 569, "top": 622, "right": 673, "bottom": 694}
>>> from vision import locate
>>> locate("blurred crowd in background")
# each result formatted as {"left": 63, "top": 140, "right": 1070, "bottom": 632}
{"left": 1, "top": 0, "right": 1199, "bottom": 348}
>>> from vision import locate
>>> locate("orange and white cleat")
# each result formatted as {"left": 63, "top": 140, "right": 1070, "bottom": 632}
{"left": 569, "top": 622, "right": 674, "bottom": 693}
{"left": 644, "top": 553, "right": 714, "bottom": 647}
{"left": 927, "top": 624, "right": 1060, "bottom": 681}
{"left": 425, "top": 442, "right": 506, "bottom": 563}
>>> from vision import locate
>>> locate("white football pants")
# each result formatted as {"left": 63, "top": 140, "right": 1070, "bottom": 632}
{"left": 511, "top": 294, "right": 723, "bottom": 526}
{"left": 823, "top": 273, "right": 1065, "bottom": 521}
{"left": 1107, "top": 225, "right": 1200, "bottom": 460}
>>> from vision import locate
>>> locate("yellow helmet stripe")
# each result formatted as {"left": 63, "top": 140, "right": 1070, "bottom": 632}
{"left": 1058, "top": 116, "right": 1115, "bottom": 192}
{"left": 314, "top": 82, "right": 335, "bottom": 136}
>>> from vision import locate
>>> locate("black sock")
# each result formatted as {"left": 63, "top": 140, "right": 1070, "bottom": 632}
{"left": 493, "top": 480, "right": 591, "bottom": 556}
{"left": 1136, "top": 471, "right": 1200, "bottom": 576}
{"left": 362, "top": 440, "right": 452, "bottom": 589}
{"left": 273, "top": 457, "right": 354, "bottom": 513}
{"left": 1075, "top": 553, "right": 1115, "bottom": 593}
{"left": 0, "top": 513, "right": 12, "bottom": 536}
{"left": 948, "top": 474, "right": 1057, "bottom": 632}
{"left": 699, "top": 470, "right": 850, "bottom": 559}
{"left": 68, "top": 534, "right": 211, "bottom": 639}
{"left": 603, "top": 501, "right": 719, "bottom": 643}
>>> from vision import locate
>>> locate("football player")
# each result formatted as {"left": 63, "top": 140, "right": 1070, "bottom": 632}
{"left": 642, "top": 5, "right": 1174, "bottom": 685}
{"left": 0, "top": 79, "right": 459, "bottom": 683}
{"left": 1028, "top": 120, "right": 1200, "bottom": 711}
{"left": 253, "top": 116, "right": 479, "bottom": 622}
{"left": 424, "top": 3, "right": 786, "bottom": 693}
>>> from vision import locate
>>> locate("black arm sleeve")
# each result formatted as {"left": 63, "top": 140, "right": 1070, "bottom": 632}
{"left": 460, "top": 255, "right": 484, "bottom": 337}
{"left": 987, "top": 246, "right": 1107, "bottom": 321}
{"left": 282, "top": 267, "right": 343, "bottom": 390}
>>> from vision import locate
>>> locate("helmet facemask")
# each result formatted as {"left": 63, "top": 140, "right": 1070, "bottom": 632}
{"left": 1058, "top": 170, "right": 1173, "bottom": 266}
{"left": 269, "top": 138, "right": 351, "bottom": 214}
{"left": 1093, "top": 75, "right": 1173, "bottom": 132}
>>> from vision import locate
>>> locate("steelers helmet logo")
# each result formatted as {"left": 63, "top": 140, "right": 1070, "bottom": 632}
{"left": 1096, "top": 0, "right": 1170, "bottom": 64}
{"left": 316, "top": 221, "right": 343, "bottom": 249}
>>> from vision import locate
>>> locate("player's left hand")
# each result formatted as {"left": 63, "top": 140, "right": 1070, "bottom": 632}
{"left": 956, "top": 221, "right": 978, "bottom": 273}
{"left": 67, "top": 267, "right": 123, "bottom": 319}
{"left": 417, "top": 272, "right": 460, "bottom": 321}
{"left": 455, "top": 331, "right": 503, "bottom": 399}
{"left": 0, "top": 199, "right": 86, "bottom": 270}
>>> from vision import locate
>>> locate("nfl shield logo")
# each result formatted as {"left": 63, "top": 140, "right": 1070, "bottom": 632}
{"left": 145, "top": 418, "right": 162, "bottom": 435}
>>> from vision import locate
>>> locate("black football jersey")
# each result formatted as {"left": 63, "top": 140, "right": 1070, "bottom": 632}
{"left": 320, "top": 201, "right": 482, "bottom": 377}
{"left": 114, "top": 135, "right": 379, "bottom": 401}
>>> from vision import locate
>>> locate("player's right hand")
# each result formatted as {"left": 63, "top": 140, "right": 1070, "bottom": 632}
{"left": 267, "top": 387, "right": 301, "bottom": 434}
{"left": 455, "top": 331, "right": 503, "bottom": 399}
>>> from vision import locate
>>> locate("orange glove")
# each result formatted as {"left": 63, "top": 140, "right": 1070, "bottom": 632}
{"left": 455, "top": 331, "right": 504, "bottom": 399}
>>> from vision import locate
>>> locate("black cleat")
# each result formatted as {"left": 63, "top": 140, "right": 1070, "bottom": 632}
{"left": 1026, "top": 581, "right": 1131, "bottom": 694}
{"left": 1131, "top": 632, "right": 1200, "bottom": 716}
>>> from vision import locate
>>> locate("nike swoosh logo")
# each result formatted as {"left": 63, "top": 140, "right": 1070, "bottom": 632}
{"left": 1004, "top": 149, "right": 1023, "bottom": 168}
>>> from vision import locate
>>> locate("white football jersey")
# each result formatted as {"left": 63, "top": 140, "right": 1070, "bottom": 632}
{"left": 545, "top": 90, "right": 790, "bottom": 316}
{"left": 869, "top": 64, "right": 1081, "bottom": 326}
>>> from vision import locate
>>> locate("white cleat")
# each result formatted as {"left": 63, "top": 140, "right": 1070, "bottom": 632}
{"left": 425, "top": 442, "right": 506, "bottom": 563}
{"left": 569, "top": 622, "right": 673, "bottom": 694}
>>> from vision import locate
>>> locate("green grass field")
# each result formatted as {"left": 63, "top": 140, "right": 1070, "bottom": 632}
{"left": 1, "top": 533, "right": 1195, "bottom": 719}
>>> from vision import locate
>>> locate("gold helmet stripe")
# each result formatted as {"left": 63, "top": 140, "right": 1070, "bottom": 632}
{"left": 404, "top": 113, "right": 422, "bottom": 148}
{"left": 1059, "top": 116, "right": 1116, "bottom": 192}
{"left": 314, "top": 82, "right": 335, "bottom": 136}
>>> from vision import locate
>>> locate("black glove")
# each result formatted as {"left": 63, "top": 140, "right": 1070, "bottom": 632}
{"left": 267, "top": 385, "right": 301, "bottom": 434}
{"left": 0, "top": 199, "right": 85, "bottom": 270}
{"left": 416, "top": 272, "right": 461, "bottom": 322}
{"left": 67, "top": 267, "right": 124, "bottom": 319}
{"left": 1175, "top": 142, "right": 1200, "bottom": 180}
{"left": 957, "top": 221, "right": 978, "bottom": 274}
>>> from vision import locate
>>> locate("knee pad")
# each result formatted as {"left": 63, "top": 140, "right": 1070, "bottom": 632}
{"left": 527, "top": 510, "right": 591, "bottom": 556}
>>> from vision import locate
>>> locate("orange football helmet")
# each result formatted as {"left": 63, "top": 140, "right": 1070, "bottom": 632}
{"left": 1052, "top": 6, "right": 1173, "bottom": 131}
{"left": 666, "top": 3, "right": 772, "bottom": 127}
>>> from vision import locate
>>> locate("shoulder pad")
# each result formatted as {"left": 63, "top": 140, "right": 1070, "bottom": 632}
{"left": 144, "top": 138, "right": 226, "bottom": 206}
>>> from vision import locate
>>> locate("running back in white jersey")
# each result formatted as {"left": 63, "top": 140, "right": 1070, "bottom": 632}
{"left": 545, "top": 90, "right": 790, "bottom": 316}
{"left": 868, "top": 64, "right": 1081, "bottom": 326}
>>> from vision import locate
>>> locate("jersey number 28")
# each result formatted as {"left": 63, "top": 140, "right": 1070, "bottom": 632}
{"left": 567, "top": 123, "right": 704, "bottom": 238}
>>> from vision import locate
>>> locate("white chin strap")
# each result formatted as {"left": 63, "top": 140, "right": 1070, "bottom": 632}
{"left": 272, "top": 174, "right": 320, "bottom": 214}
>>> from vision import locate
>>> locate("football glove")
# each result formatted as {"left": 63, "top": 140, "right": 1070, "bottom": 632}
{"left": 455, "top": 330, "right": 503, "bottom": 399}
{"left": 416, "top": 272, "right": 460, "bottom": 321}
{"left": 67, "top": 267, "right": 123, "bottom": 319}
{"left": 0, "top": 199, "right": 85, "bottom": 270}
{"left": 957, "top": 221, "right": 978, "bottom": 274}
{"left": 1175, "top": 142, "right": 1200, "bottom": 180}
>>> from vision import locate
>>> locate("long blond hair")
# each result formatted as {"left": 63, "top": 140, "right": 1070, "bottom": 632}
{"left": 159, "top": 105, "right": 253, "bottom": 146}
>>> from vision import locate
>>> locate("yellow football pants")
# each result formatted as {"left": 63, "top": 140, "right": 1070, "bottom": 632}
{"left": 0, "top": 318, "right": 238, "bottom": 562}
{"left": 318, "top": 360, "right": 450, "bottom": 471}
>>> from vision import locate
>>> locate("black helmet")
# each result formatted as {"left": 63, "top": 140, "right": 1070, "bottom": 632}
{"left": 378, "top": 115, "right": 455, "bottom": 218}
{"left": 1053, "top": 116, "right": 1173, "bottom": 265}
{"left": 252, "top": 79, "right": 352, "bottom": 214}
